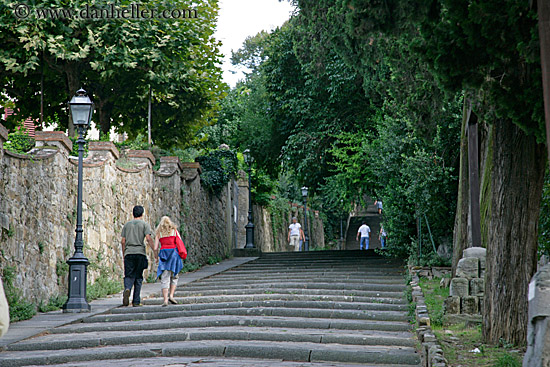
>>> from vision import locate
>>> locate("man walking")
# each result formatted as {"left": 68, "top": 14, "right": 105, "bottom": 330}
{"left": 121, "top": 205, "right": 155, "bottom": 307}
{"left": 288, "top": 217, "right": 305, "bottom": 252}
{"left": 356, "top": 221, "right": 371, "bottom": 250}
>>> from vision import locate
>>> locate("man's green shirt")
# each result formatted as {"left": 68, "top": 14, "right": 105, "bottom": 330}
{"left": 121, "top": 219, "right": 153, "bottom": 256}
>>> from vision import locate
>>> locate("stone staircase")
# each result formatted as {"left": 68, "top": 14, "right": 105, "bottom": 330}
{"left": 0, "top": 251, "right": 420, "bottom": 366}
{"left": 346, "top": 199, "right": 382, "bottom": 250}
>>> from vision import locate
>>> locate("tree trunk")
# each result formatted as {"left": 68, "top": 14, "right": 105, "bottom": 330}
{"left": 482, "top": 117, "right": 546, "bottom": 345}
{"left": 65, "top": 63, "right": 80, "bottom": 137}
{"left": 97, "top": 99, "right": 113, "bottom": 139}
{"left": 452, "top": 101, "right": 470, "bottom": 276}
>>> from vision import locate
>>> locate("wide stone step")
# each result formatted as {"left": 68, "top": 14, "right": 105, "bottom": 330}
{"left": 174, "top": 287, "right": 406, "bottom": 299}
{"left": 178, "top": 282, "right": 406, "bottom": 292}
{"left": 84, "top": 306, "right": 408, "bottom": 323}
{"left": 141, "top": 293, "right": 408, "bottom": 305}
{"left": 51, "top": 315, "right": 413, "bottom": 334}
{"left": 194, "top": 276, "right": 406, "bottom": 285}
{"left": 109, "top": 300, "right": 406, "bottom": 313}
{"left": 7, "top": 327, "right": 416, "bottom": 351}
{"left": 20, "top": 356, "right": 413, "bottom": 367}
{"left": 0, "top": 340, "right": 420, "bottom": 367}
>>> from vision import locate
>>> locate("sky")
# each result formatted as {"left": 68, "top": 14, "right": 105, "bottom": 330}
{"left": 214, "top": 0, "right": 295, "bottom": 88}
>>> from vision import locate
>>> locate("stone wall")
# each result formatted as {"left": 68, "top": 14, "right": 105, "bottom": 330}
{"left": 444, "top": 247, "right": 486, "bottom": 315}
{"left": 0, "top": 128, "right": 237, "bottom": 303}
{"left": 0, "top": 125, "right": 327, "bottom": 304}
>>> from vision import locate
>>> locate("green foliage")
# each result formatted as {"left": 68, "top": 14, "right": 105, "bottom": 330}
{"left": 37, "top": 294, "right": 67, "bottom": 313}
{"left": 69, "top": 136, "right": 89, "bottom": 158}
{"left": 251, "top": 168, "right": 276, "bottom": 206}
{"left": 1, "top": 0, "right": 224, "bottom": 145}
{"left": 418, "top": 277, "right": 449, "bottom": 327}
{"left": 207, "top": 255, "right": 222, "bottom": 265}
{"left": 539, "top": 169, "right": 550, "bottom": 258}
{"left": 180, "top": 262, "right": 201, "bottom": 273}
{"left": 56, "top": 259, "right": 69, "bottom": 279}
{"left": 195, "top": 148, "right": 238, "bottom": 194}
{"left": 86, "top": 275, "right": 123, "bottom": 302}
{"left": 493, "top": 353, "right": 521, "bottom": 367}
{"left": 3, "top": 121, "right": 34, "bottom": 154}
{"left": 2, "top": 266, "right": 36, "bottom": 322}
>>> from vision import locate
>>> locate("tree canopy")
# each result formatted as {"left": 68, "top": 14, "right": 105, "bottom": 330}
{"left": 0, "top": 0, "right": 224, "bottom": 146}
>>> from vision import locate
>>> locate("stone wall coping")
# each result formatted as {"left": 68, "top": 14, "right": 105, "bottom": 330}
{"left": 0, "top": 123, "right": 8, "bottom": 142}
{"left": 116, "top": 165, "right": 147, "bottom": 173}
{"left": 127, "top": 150, "right": 156, "bottom": 165}
{"left": 182, "top": 162, "right": 202, "bottom": 174}
{"left": 160, "top": 156, "right": 184, "bottom": 170}
{"left": 89, "top": 141, "right": 120, "bottom": 159}
{"left": 4, "top": 149, "right": 58, "bottom": 160}
{"left": 35, "top": 131, "right": 73, "bottom": 152}
{"left": 69, "top": 156, "right": 108, "bottom": 168}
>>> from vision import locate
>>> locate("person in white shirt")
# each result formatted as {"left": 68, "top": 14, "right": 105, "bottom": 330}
{"left": 288, "top": 217, "right": 305, "bottom": 251}
{"left": 356, "top": 221, "right": 371, "bottom": 250}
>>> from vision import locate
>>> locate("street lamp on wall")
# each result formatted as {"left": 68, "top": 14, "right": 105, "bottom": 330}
{"left": 243, "top": 149, "right": 255, "bottom": 248}
{"left": 63, "top": 89, "right": 93, "bottom": 313}
{"left": 301, "top": 186, "right": 309, "bottom": 251}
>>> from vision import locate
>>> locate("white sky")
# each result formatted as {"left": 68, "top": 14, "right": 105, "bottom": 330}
{"left": 214, "top": 0, "right": 294, "bottom": 88}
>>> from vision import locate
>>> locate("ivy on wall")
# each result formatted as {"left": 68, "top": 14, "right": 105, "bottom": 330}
{"left": 195, "top": 148, "right": 238, "bottom": 194}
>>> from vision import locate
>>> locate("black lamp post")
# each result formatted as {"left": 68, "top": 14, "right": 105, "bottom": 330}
{"left": 243, "top": 149, "right": 255, "bottom": 248}
{"left": 301, "top": 186, "right": 309, "bottom": 251}
{"left": 63, "top": 89, "right": 93, "bottom": 313}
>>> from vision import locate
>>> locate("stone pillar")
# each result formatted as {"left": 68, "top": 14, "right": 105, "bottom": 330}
{"left": 127, "top": 150, "right": 156, "bottom": 169}
{"left": 88, "top": 141, "right": 120, "bottom": 161}
{"left": 34, "top": 131, "right": 73, "bottom": 157}
{"left": 0, "top": 123, "right": 8, "bottom": 153}
{"left": 524, "top": 264, "right": 550, "bottom": 367}
{"left": 236, "top": 173, "right": 248, "bottom": 249}
{"left": 445, "top": 247, "right": 486, "bottom": 315}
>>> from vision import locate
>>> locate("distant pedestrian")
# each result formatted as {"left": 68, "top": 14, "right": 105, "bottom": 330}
{"left": 379, "top": 225, "right": 387, "bottom": 249}
{"left": 121, "top": 205, "right": 155, "bottom": 307}
{"left": 356, "top": 221, "right": 371, "bottom": 250}
{"left": 154, "top": 216, "right": 183, "bottom": 307}
{"left": 288, "top": 217, "right": 305, "bottom": 252}
{"left": 374, "top": 199, "right": 383, "bottom": 215}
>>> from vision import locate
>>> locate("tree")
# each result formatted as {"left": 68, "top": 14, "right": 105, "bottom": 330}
{"left": 0, "top": 0, "right": 223, "bottom": 146}
{"left": 294, "top": 0, "right": 546, "bottom": 345}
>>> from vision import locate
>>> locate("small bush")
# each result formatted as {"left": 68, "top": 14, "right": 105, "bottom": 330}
{"left": 207, "top": 255, "right": 222, "bottom": 265}
{"left": 195, "top": 148, "right": 238, "bottom": 194}
{"left": 38, "top": 294, "right": 67, "bottom": 313}
{"left": 2, "top": 266, "right": 36, "bottom": 322}
{"left": 494, "top": 353, "right": 521, "bottom": 367}
{"left": 3, "top": 120, "right": 35, "bottom": 154}
{"left": 86, "top": 275, "right": 123, "bottom": 301}
{"left": 180, "top": 262, "right": 201, "bottom": 273}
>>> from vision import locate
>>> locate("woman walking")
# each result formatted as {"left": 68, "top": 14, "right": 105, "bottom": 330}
{"left": 154, "top": 216, "right": 183, "bottom": 306}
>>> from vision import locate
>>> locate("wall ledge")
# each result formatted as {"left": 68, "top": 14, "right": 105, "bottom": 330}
{"left": 89, "top": 141, "right": 120, "bottom": 159}
{"left": 4, "top": 148, "right": 58, "bottom": 160}
{"left": 127, "top": 150, "right": 155, "bottom": 166}
{"left": 0, "top": 123, "right": 8, "bottom": 142}
{"left": 35, "top": 131, "right": 72, "bottom": 153}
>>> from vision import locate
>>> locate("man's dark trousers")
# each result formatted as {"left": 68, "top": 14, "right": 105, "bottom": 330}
{"left": 124, "top": 254, "right": 148, "bottom": 305}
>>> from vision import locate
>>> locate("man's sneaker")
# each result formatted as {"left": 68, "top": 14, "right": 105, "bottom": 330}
{"left": 122, "top": 289, "right": 130, "bottom": 307}
{"left": 132, "top": 303, "right": 142, "bottom": 307}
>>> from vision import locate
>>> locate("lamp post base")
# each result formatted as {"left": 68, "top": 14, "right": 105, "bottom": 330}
{"left": 62, "top": 256, "right": 91, "bottom": 313}
{"left": 244, "top": 222, "right": 255, "bottom": 248}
